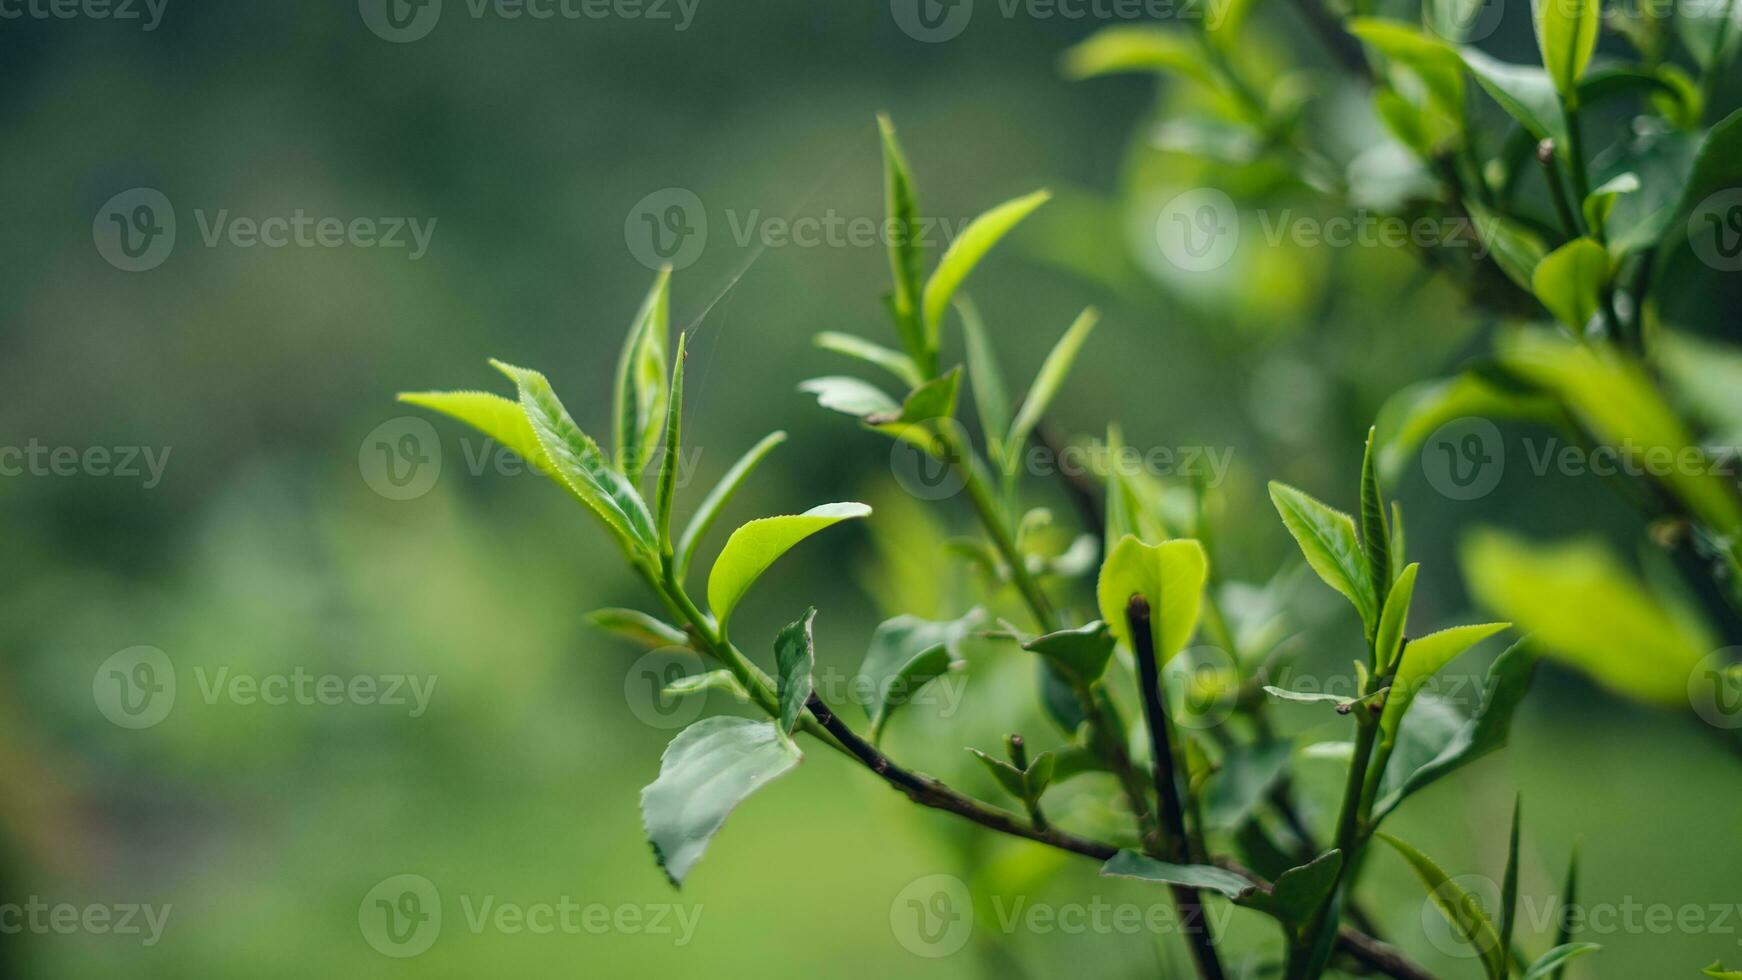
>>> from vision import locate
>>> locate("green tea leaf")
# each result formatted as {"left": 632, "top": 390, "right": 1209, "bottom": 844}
{"left": 1379, "top": 621, "right": 1511, "bottom": 749}
{"left": 1462, "top": 530, "right": 1710, "bottom": 706}
{"left": 968, "top": 748, "right": 1030, "bottom": 800}
{"left": 1582, "top": 172, "right": 1639, "bottom": 237}
{"left": 1023, "top": 620, "right": 1116, "bottom": 684}
{"left": 1378, "top": 833, "right": 1508, "bottom": 979}
{"left": 586, "top": 607, "right": 689, "bottom": 649}
{"left": 774, "top": 608, "right": 817, "bottom": 736}
{"left": 1096, "top": 535, "right": 1209, "bottom": 664}
{"left": 858, "top": 609, "right": 981, "bottom": 740}
{"left": 675, "top": 431, "right": 787, "bottom": 581}
{"left": 654, "top": 333, "right": 686, "bottom": 554}
{"left": 1501, "top": 795, "right": 1522, "bottom": 957}
{"left": 1375, "top": 563, "right": 1420, "bottom": 673}
{"left": 1238, "top": 850, "right": 1343, "bottom": 933}
{"left": 1006, "top": 307, "right": 1099, "bottom": 463}
{"left": 1263, "top": 687, "right": 1359, "bottom": 707}
{"left": 1555, "top": 842, "right": 1581, "bottom": 966}
{"left": 814, "top": 332, "right": 923, "bottom": 389}
{"left": 397, "top": 389, "right": 549, "bottom": 474}
{"left": 1061, "top": 26, "right": 1220, "bottom": 88}
{"left": 1467, "top": 200, "right": 1549, "bottom": 290}
{"left": 956, "top": 297, "right": 1012, "bottom": 467}
{"left": 663, "top": 669, "right": 750, "bottom": 702}
{"left": 1678, "top": 0, "right": 1742, "bottom": 69}
{"left": 613, "top": 267, "right": 672, "bottom": 480}
{"left": 1268, "top": 482, "right": 1378, "bottom": 636}
{"left": 1375, "top": 639, "right": 1539, "bottom": 820}
{"left": 878, "top": 114, "right": 928, "bottom": 371}
{"left": 800, "top": 376, "right": 903, "bottom": 419}
{"left": 1373, "top": 372, "right": 1566, "bottom": 484}
{"left": 1349, "top": 18, "right": 1467, "bottom": 112}
{"left": 1460, "top": 48, "right": 1567, "bottom": 142}
{"left": 1100, "top": 850, "right": 1257, "bottom": 899}
{"left": 1524, "top": 943, "right": 1601, "bottom": 980}
{"left": 641, "top": 716, "right": 801, "bottom": 886}
{"left": 1534, "top": 0, "right": 1600, "bottom": 97}
{"left": 491, "top": 359, "right": 659, "bottom": 553}
{"left": 921, "top": 189, "right": 1051, "bottom": 342}
{"left": 1703, "top": 962, "right": 1742, "bottom": 979}
{"left": 707, "top": 502, "right": 872, "bottom": 628}
{"left": 1360, "top": 426, "right": 1392, "bottom": 610}
{"left": 1531, "top": 238, "right": 1609, "bottom": 333}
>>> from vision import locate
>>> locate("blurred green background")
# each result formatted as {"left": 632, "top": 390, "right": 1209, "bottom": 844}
{"left": 2, "top": 0, "right": 1739, "bottom": 976}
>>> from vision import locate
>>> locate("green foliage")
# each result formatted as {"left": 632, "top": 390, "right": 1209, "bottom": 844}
{"left": 640, "top": 716, "right": 802, "bottom": 886}
{"left": 774, "top": 609, "right": 817, "bottom": 737}
{"left": 1378, "top": 832, "right": 1508, "bottom": 979}
{"left": 706, "top": 502, "right": 871, "bottom": 629}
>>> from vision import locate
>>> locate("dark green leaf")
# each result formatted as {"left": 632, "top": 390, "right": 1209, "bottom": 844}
{"left": 858, "top": 609, "right": 981, "bottom": 740}
{"left": 1378, "top": 833, "right": 1508, "bottom": 979}
{"left": 1023, "top": 621, "right": 1116, "bottom": 685}
{"left": 775, "top": 608, "right": 818, "bottom": 736}
{"left": 1238, "top": 850, "right": 1343, "bottom": 933}
{"left": 1501, "top": 795, "right": 1522, "bottom": 956}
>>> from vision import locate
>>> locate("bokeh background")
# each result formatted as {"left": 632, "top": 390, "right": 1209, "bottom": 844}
{"left": 2, "top": 0, "right": 1739, "bottom": 976}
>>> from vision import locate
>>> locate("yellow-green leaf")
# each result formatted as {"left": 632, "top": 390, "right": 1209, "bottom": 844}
{"left": 1096, "top": 535, "right": 1208, "bottom": 665}
{"left": 1531, "top": 237, "right": 1610, "bottom": 333}
{"left": 707, "top": 502, "right": 872, "bottom": 628}
{"left": 921, "top": 189, "right": 1051, "bottom": 343}
{"left": 1534, "top": 0, "right": 1600, "bottom": 98}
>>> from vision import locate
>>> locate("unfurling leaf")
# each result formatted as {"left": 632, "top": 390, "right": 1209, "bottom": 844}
{"left": 774, "top": 608, "right": 818, "bottom": 736}
{"left": 641, "top": 717, "right": 801, "bottom": 886}
{"left": 613, "top": 267, "right": 672, "bottom": 480}
{"left": 1268, "top": 482, "right": 1378, "bottom": 636}
{"left": 1375, "top": 563, "right": 1420, "bottom": 673}
{"left": 921, "top": 189, "right": 1051, "bottom": 341}
{"left": 1006, "top": 307, "right": 1099, "bottom": 463}
{"left": 879, "top": 114, "right": 928, "bottom": 372}
{"left": 706, "top": 502, "right": 872, "bottom": 628}
{"left": 1096, "top": 535, "right": 1208, "bottom": 664}
{"left": 654, "top": 333, "right": 686, "bottom": 554}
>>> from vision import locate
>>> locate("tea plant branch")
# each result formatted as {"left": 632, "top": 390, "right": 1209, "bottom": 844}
{"left": 1128, "top": 594, "right": 1228, "bottom": 980}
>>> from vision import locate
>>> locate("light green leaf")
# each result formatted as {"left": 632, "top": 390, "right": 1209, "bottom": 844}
{"left": 1374, "top": 640, "right": 1539, "bottom": 820}
{"left": 1376, "top": 563, "right": 1420, "bottom": 672}
{"left": 878, "top": 114, "right": 928, "bottom": 371}
{"left": 1264, "top": 687, "right": 1360, "bottom": 707}
{"left": 858, "top": 609, "right": 981, "bottom": 740}
{"left": 921, "top": 189, "right": 1051, "bottom": 341}
{"left": 397, "top": 389, "right": 548, "bottom": 474}
{"left": 654, "top": 333, "right": 686, "bottom": 554}
{"left": 869, "top": 367, "right": 962, "bottom": 428}
{"left": 1460, "top": 48, "right": 1567, "bottom": 142}
{"left": 957, "top": 297, "right": 1012, "bottom": 467}
{"left": 1582, "top": 172, "right": 1639, "bottom": 237}
{"left": 1499, "top": 328, "right": 1742, "bottom": 535}
{"left": 774, "top": 608, "right": 817, "bottom": 736}
{"left": 1531, "top": 238, "right": 1610, "bottom": 333}
{"left": 1378, "top": 833, "right": 1508, "bottom": 980}
{"left": 706, "top": 502, "right": 871, "bottom": 628}
{"left": 1268, "top": 482, "right": 1379, "bottom": 636}
{"left": 815, "top": 331, "right": 922, "bottom": 388}
{"left": 1467, "top": 199, "right": 1549, "bottom": 290}
{"left": 1534, "top": 0, "right": 1600, "bottom": 97}
{"left": 613, "top": 267, "right": 672, "bottom": 480}
{"left": 1350, "top": 18, "right": 1467, "bottom": 112}
{"left": 675, "top": 431, "right": 787, "bottom": 581}
{"left": 1100, "top": 850, "right": 1257, "bottom": 899}
{"left": 587, "top": 608, "right": 689, "bottom": 649}
{"left": 1023, "top": 621, "right": 1117, "bottom": 684}
{"left": 1061, "top": 26, "right": 1221, "bottom": 88}
{"left": 663, "top": 669, "right": 750, "bottom": 702}
{"left": 1006, "top": 307, "right": 1099, "bottom": 462}
{"left": 1524, "top": 943, "right": 1601, "bottom": 980}
{"left": 1703, "top": 962, "right": 1742, "bottom": 980}
{"left": 1379, "top": 621, "right": 1511, "bottom": 749}
{"left": 1462, "top": 530, "right": 1709, "bottom": 706}
{"left": 1097, "top": 535, "right": 1209, "bottom": 664}
{"left": 1238, "top": 850, "right": 1343, "bottom": 933}
{"left": 491, "top": 359, "right": 659, "bottom": 552}
{"left": 641, "top": 716, "right": 801, "bottom": 886}
{"left": 800, "top": 376, "right": 902, "bottom": 419}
